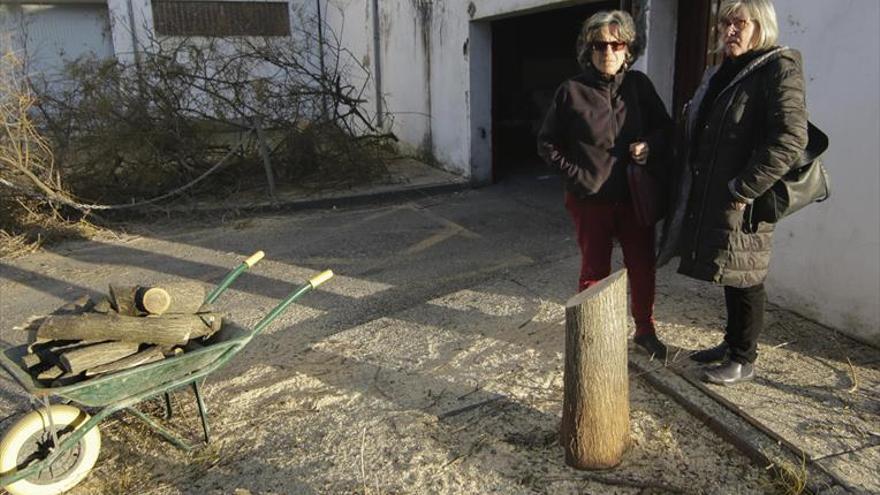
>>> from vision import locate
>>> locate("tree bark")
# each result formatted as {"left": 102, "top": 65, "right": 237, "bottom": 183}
{"left": 85, "top": 346, "right": 166, "bottom": 376}
{"left": 37, "top": 365, "right": 64, "bottom": 381}
{"left": 22, "top": 340, "right": 98, "bottom": 369}
{"left": 36, "top": 313, "right": 222, "bottom": 345}
{"left": 560, "top": 269, "right": 630, "bottom": 470}
{"left": 151, "top": 281, "right": 205, "bottom": 314}
{"left": 59, "top": 341, "right": 140, "bottom": 373}
{"left": 109, "top": 282, "right": 205, "bottom": 316}
{"left": 109, "top": 285, "right": 143, "bottom": 316}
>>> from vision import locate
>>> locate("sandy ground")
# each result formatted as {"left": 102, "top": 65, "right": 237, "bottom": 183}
{"left": 0, "top": 181, "right": 785, "bottom": 494}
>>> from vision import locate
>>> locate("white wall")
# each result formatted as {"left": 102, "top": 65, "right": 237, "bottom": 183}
{"left": 768, "top": 0, "right": 880, "bottom": 345}
{"left": 638, "top": 0, "right": 676, "bottom": 110}
{"left": 0, "top": 3, "right": 115, "bottom": 78}
{"left": 323, "top": 0, "right": 678, "bottom": 182}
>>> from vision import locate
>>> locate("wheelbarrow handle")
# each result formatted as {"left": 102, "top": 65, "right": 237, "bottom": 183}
{"left": 309, "top": 270, "right": 334, "bottom": 288}
{"left": 251, "top": 270, "right": 334, "bottom": 337}
{"left": 204, "top": 250, "right": 265, "bottom": 305}
{"left": 244, "top": 250, "right": 265, "bottom": 267}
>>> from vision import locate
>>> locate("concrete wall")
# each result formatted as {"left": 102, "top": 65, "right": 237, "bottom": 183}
{"left": 0, "top": 3, "right": 114, "bottom": 76}
{"left": 107, "top": 0, "right": 316, "bottom": 63}
{"left": 636, "top": 0, "right": 676, "bottom": 109}
{"left": 326, "top": 0, "right": 478, "bottom": 176}
{"left": 766, "top": 0, "right": 880, "bottom": 345}
{"left": 323, "top": 0, "right": 682, "bottom": 182}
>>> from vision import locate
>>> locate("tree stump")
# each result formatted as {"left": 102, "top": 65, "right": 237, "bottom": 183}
{"left": 560, "top": 269, "right": 630, "bottom": 470}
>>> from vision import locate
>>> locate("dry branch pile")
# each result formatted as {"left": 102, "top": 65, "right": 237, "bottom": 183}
{"left": 0, "top": 52, "right": 102, "bottom": 257}
{"left": 26, "top": 6, "right": 394, "bottom": 206}
{"left": 18, "top": 283, "right": 220, "bottom": 387}
{"left": 2, "top": 5, "right": 397, "bottom": 256}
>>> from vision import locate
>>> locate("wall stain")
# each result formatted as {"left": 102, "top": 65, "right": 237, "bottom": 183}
{"left": 411, "top": 0, "right": 433, "bottom": 159}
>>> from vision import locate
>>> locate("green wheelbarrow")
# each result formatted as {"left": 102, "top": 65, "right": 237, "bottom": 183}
{"left": 0, "top": 251, "right": 333, "bottom": 495}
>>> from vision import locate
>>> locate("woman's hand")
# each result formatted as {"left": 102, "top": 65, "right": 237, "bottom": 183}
{"left": 630, "top": 141, "right": 649, "bottom": 165}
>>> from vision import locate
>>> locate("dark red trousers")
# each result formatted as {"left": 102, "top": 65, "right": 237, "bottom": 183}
{"left": 565, "top": 193, "right": 657, "bottom": 336}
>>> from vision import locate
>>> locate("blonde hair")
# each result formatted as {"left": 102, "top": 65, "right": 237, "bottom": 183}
{"left": 576, "top": 10, "right": 637, "bottom": 71}
{"left": 717, "top": 0, "right": 779, "bottom": 52}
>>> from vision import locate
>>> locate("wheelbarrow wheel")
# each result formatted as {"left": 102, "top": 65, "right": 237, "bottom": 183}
{"left": 0, "top": 405, "right": 101, "bottom": 495}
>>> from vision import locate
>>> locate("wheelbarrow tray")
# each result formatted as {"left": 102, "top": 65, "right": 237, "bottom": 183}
{"left": 0, "top": 256, "right": 332, "bottom": 492}
{"left": 0, "top": 323, "right": 251, "bottom": 408}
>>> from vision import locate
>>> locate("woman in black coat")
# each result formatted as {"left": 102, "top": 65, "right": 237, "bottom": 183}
{"left": 659, "top": 0, "right": 808, "bottom": 385}
{"left": 538, "top": 10, "right": 672, "bottom": 358}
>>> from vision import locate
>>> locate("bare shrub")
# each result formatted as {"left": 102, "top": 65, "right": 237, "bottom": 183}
{"left": 28, "top": 7, "right": 394, "bottom": 204}
{"left": 0, "top": 52, "right": 101, "bottom": 257}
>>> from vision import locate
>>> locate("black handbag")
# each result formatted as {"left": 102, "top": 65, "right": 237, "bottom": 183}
{"left": 627, "top": 162, "right": 665, "bottom": 227}
{"left": 751, "top": 121, "right": 830, "bottom": 224}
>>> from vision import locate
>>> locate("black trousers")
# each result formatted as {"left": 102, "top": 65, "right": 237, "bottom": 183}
{"left": 723, "top": 284, "right": 766, "bottom": 364}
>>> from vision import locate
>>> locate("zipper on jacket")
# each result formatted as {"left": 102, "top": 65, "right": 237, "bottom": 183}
{"left": 609, "top": 89, "right": 618, "bottom": 145}
{"left": 684, "top": 53, "right": 781, "bottom": 260}
{"left": 689, "top": 90, "right": 738, "bottom": 261}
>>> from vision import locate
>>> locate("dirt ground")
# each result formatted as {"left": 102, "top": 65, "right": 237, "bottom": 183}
{"left": 0, "top": 180, "right": 790, "bottom": 494}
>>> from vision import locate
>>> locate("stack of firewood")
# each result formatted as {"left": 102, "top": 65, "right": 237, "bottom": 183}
{"left": 18, "top": 282, "right": 221, "bottom": 387}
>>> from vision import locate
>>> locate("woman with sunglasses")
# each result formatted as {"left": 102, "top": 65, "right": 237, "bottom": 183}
{"left": 659, "top": 0, "right": 808, "bottom": 385}
{"left": 537, "top": 10, "right": 672, "bottom": 358}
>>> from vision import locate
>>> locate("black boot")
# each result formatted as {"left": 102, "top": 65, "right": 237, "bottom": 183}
{"left": 634, "top": 333, "right": 668, "bottom": 360}
{"left": 703, "top": 359, "right": 755, "bottom": 386}
{"left": 690, "top": 341, "right": 729, "bottom": 363}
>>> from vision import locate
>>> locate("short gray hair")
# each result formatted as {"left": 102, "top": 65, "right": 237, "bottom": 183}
{"left": 576, "top": 10, "right": 637, "bottom": 71}
{"left": 717, "top": 0, "right": 779, "bottom": 52}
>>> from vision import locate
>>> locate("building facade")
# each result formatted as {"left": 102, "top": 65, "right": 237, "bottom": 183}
{"left": 2, "top": 0, "right": 878, "bottom": 344}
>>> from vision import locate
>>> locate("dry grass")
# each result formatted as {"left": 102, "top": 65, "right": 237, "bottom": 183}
{"left": 0, "top": 203, "right": 105, "bottom": 258}
{"left": 766, "top": 455, "right": 809, "bottom": 495}
{"left": 0, "top": 51, "right": 105, "bottom": 258}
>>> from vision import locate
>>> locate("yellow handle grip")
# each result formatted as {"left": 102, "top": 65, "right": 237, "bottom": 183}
{"left": 244, "top": 250, "right": 265, "bottom": 267}
{"left": 309, "top": 270, "right": 334, "bottom": 288}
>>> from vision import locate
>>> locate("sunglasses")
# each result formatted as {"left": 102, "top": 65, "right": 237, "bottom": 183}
{"left": 718, "top": 17, "right": 751, "bottom": 31}
{"left": 591, "top": 41, "right": 627, "bottom": 52}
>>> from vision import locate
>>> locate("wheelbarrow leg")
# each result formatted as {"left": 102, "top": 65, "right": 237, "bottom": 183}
{"left": 164, "top": 392, "right": 173, "bottom": 419}
{"left": 193, "top": 380, "right": 211, "bottom": 444}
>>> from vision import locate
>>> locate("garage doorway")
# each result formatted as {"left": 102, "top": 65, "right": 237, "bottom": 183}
{"left": 490, "top": 1, "right": 618, "bottom": 181}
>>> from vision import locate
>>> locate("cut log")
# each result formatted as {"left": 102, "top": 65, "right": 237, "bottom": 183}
{"left": 15, "top": 295, "right": 96, "bottom": 333}
{"left": 109, "top": 285, "right": 143, "bottom": 316}
{"left": 59, "top": 341, "right": 140, "bottom": 373}
{"left": 110, "top": 282, "right": 205, "bottom": 315}
{"left": 37, "top": 365, "right": 64, "bottom": 381}
{"left": 21, "top": 353, "right": 42, "bottom": 369}
{"left": 139, "top": 287, "right": 171, "bottom": 315}
{"left": 22, "top": 340, "right": 100, "bottom": 368}
{"left": 150, "top": 281, "right": 205, "bottom": 314}
{"left": 92, "top": 297, "right": 112, "bottom": 314}
{"left": 51, "top": 372, "right": 86, "bottom": 387}
{"left": 560, "top": 270, "right": 630, "bottom": 470}
{"left": 159, "top": 346, "right": 185, "bottom": 357}
{"left": 36, "top": 313, "right": 222, "bottom": 345}
{"left": 85, "top": 346, "right": 165, "bottom": 376}
{"left": 56, "top": 295, "right": 94, "bottom": 314}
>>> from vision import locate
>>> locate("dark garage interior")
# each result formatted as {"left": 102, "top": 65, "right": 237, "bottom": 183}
{"left": 491, "top": 1, "right": 619, "bottom": 181}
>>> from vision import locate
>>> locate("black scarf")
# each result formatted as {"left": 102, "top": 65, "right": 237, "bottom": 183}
{"left": 695, "top": 49, "right": 768, "bottom": 143}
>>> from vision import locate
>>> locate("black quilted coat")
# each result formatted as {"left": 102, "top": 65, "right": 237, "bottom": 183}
{"left": 658, "top": 47, "right": 809, "bottom": 288}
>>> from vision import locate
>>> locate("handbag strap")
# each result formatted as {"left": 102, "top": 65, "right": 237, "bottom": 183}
{"left": 796, "top": 121, "right": 829, "bottom": 169}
